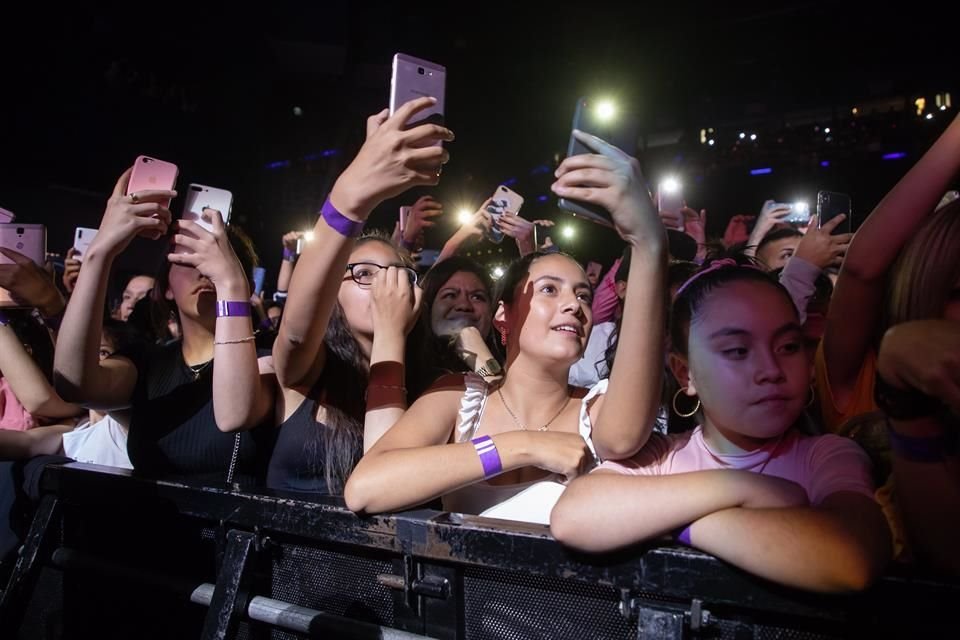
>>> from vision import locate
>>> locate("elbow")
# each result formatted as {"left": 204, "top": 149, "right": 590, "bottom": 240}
{"left": 827, "top": 551, "right": 886, "bottom": 593}
{"left": 596, "top": 429, "right": 651, "bottom": 462}
{"left": 343, "top": 472, "right": 374, "bottom": 514}
{"left": 549, "top": 487, "right": 600, "bottom": 551}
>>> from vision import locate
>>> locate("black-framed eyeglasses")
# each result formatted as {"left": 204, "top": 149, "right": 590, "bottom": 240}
{"left": 345, "top": 262, "right": 418, "bottom": 287}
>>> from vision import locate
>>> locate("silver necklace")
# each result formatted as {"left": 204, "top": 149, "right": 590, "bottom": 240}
{"left": 497, "top": 386, "right": 571, "bottom": 432}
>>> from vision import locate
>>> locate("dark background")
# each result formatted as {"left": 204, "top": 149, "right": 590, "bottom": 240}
{"left": 1, "top": 1, "right": 955, "bottom": 282}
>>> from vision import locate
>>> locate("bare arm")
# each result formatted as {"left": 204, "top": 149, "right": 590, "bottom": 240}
{"left": 689, "top": 493, "right": 891, "bottom": 592}
{"left": 53, "top": 168, "right": 173, "bottom": 409}
{"left": 0, "top": 323, "right": 82, "bottom": 418}
{"left": 362, "top": 267, "right": 422, "bottom": 451}
{"left": 552, "top": 131, "right": 668, "bottom": 459}
{"left": 550, "top": 468, "right": 807, "bottom": 550}
{"left": 0, "top": 424, "right": 73, "bottom": 460}
{"left": 825, "top": 113, "right": 960, "bottom": 402}
{"left": 276, "top": 231, "right": 301, "bottom": 295}
{"left": 346, "top": 377, "right": 592, "bottom": 513}
{"left": 166, "top": 212, "right": 274, "bottom": 432}
{"left": 436, "top": 204, "right": 490, "bottom": 265}
{"left": 274, "top": 99, "right": 453, "bottom": 389}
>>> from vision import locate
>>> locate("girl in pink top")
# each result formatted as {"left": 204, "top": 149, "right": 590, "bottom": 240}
{"left": 551, "top": 257, "right": 892, "bottom": 593}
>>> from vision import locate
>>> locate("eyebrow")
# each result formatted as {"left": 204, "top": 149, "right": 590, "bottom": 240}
{"left": 532, "top": 275, "right": 592, "bottom": 290}
{"left": 708, "top": 322, "right": 803, "bottom": 340}
{"left": 440, "top": 286, "right": 487, "bottom": 295}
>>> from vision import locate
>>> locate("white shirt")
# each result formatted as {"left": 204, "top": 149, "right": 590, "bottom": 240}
{"left": 568, "top": 322, "right": 616, "bottom": 389}
{"left": 62, "top": 415, "right": 132, "bottom": 469}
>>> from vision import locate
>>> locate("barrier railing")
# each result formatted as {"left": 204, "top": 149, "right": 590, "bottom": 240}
{"left": 1, "top": 462, "right": 957, "bottom": 639}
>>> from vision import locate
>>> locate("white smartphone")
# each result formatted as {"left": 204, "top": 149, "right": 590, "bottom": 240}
{"left": 0, "top": 207, "right": 15, "bottom": 223}
{"left": 390, "top": 53, "right": 446, "bottom": 135}
{"left": 73, "top": 227, "right": 98, "bottom": 261}
{"left": 182, "top": 184, "right": 233, "bottom": 232}
{"left": 0, "top": 224, "right": 47, "bottom": 307}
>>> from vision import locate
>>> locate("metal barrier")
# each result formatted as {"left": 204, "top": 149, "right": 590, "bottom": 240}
{"left": 1, "top": 462, "right": 958, "bottom": 639}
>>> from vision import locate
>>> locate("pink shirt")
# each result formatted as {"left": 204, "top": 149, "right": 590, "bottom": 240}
{"left": 0, "top": 376, "right": 38, "bottom": 431}
{"left": 598, "top": 426, "right": 875, "bottom": 505}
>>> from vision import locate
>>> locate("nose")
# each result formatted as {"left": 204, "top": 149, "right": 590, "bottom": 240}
{"left": 753, "top": 348, "right": 786, "bottom": 385}
{"left": 453, "top": 292, "right": 475, "bottom": 313}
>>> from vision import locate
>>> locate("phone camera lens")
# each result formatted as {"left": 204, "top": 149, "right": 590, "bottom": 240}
{"left": 417, "top": 67, "right": 425, "bottom": 75}
{"left": 142, "top": 157, "right": 151, "bottom": 163}
{"left": 16, "top": 227, "right": 24, "bottom": 235}
{"left": 191, "top": 185, "right": 202, "bottom": 192}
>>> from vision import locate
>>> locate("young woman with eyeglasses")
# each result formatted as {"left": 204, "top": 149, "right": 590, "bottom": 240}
{"left": 262, "top": 98, "right": 451, "bottom": 494}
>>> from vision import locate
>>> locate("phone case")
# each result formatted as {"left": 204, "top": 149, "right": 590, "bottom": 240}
{"left": 399, "top": 206, "right": 412, "bottom": 234}
{"left": 0, "top": 224, "right": 47, "bottom": 307}
{"left": 486, "top": 186, "right": 525, "bottom": 244}
{"left": 657, "top": 189, "right": 684, "bottom": 218}
{"left": 557, "top": 97, "right": 639, "bottom": 228}
{"left": 127, "top": 156, "right": 179, "bottom": 208}
{"left": 817, "top": 191, "right": 852, "bottom": 235}
{"left": 390, "top": 53, "right": 446, "bottom": 132}
{"left": 252, "top": 267, "right": 266, "bottom": 296}
{"left": 73, "top": 226, "right": 98, "bottom": 261}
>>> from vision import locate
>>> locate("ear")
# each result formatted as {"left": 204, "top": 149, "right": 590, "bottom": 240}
{"left": 614, "top": 280, "right": 628, "bottom": 301}
{"left": 492, "top": 301, "right": 508, "bottom": 333}
{"left": 667, "top": 352, "right": 697, "bottom": 396}
{"left": 164, "top": 284, "right": 174, "bottom": 302}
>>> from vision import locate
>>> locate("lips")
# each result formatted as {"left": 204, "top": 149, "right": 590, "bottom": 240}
{"left": 551, "top": 323, "right": 583, "bottom": 337}
{"left": 752, "top": 394, "right": 791, "bottom": 405}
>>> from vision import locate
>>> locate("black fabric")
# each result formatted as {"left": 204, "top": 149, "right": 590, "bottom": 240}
{"left": 0, "top": 455, "right": 71, "bottom": 566}
{"left": 120, "top": 341, "right": 275, "bottom": 487}
{"left": 266, "top": 381, "right": 333, "bottom": 494}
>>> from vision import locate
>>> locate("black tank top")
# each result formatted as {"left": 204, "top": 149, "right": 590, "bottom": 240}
{"left": 267, "top": 382, "right": 343, "bottom": 494}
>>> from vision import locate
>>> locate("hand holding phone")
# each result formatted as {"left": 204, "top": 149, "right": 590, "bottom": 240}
{"left": 182, "top": 184, "right": 233, "bottom": 234}
{"left": 486, "top": 185, "right": 524, "bottom": 244}
{"left": 0, "top": 224, "right": 50, "bottom": 309}
{"left": 656, "top": 179, "right": 685, "bottom": 230}
{"left": 0, "top": 207, "right": 15, "bottom": 223}
{"left": 817, "top": 191, "right": 852, "bottom": 235}
{"left": 557, "top": 98, "right": 640, "bottom": 227}
{"left": 123, "top": 157, "right": 179, "bottom": 241}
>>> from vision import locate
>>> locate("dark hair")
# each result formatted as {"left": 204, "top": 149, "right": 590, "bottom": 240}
{"left": 756, "top": 227, "right": 803, "bottom": 254}
{"left": 605, "top": 259, "right": 700, "bottom": 370}
{"left": 410, "top": 257, "right": 496, "bottom": 397}
{"left": 303, "top": 233, "right": 416, "bottom": 493}
{"left": 669, "top": 254, "right": 797, "bottom": 358}
{"left": 101, "top": 318, "right": 147, "bottom": 355}
{"left": 4, "top": 309, "right": 55, "bottom": 382}
{"left": 149, "top": 224, "right": 260, "bottom": 336}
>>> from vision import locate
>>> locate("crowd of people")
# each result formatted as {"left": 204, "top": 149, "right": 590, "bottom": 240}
{"left": 1, "top": 97, "right": 958, "bottom": 593}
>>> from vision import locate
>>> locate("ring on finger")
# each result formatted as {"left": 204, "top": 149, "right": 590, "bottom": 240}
{"left": 130, "top": 192, "right": 140, "bottom": 204}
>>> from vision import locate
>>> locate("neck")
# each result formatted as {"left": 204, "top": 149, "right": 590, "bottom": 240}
{"left": 180, "top": 313, "right": 215, "bottom": 366}
{"left": 499, "top": 352, "right": 571, "bottom": 419}
{"left": 702, "top": 417, "right": 778, "bottom": 455}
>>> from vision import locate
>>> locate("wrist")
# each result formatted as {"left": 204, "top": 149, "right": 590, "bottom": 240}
{"left": 39, "top": 294, "right": 66, "bottom": 320}
{"left": 329, "top": 178, "right": 372, "bottom": 222}
{"left": 216, "top": 281, "right": 251, "bottom": 301}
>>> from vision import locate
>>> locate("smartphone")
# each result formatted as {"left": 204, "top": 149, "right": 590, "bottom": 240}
{"left": 0, "top": 224, "right": 47, "bottom": 307}
{"left": 127, "top": 155, "right": 179, "bottom": 208}
{"left": 252, "top": 267, "right": 266, "bottom": 297}
{"left": 657, "top": 181, "right": 684, "bottom": 229}
{"left": 775, "top": 201, "right": 811, "bottom": 226}
{"left": 0, "top": 207, "right": 14, "bottom": 223}
{"left": 558, "top": 97, "right": 640, "bottom": 227}
{"left": 296, "top": 237, "right": 304, "bottom": 255}
{"left": 182, "top": 184, "right": 233, "bottom": 232}
{"left": 390, "top": 54, "right": 446, "bottom": 134}
{"left": 486, "top": 185, "right": 525, "bottom": 244}
{"left": 73, "top": 226, "right": 98, "bottom": 261}
{"left": 399, "top": 206, "right": 412, "bottom": 234}
{"left": 817, "top": 191, "right": 852, "bottom": 234}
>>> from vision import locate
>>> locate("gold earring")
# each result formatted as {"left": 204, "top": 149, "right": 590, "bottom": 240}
{"left": 672, "top": 387, "right": 701, "bottom": 418}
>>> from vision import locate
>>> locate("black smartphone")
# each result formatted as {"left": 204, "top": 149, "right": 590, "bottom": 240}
{"left": 817, "top": 191, "right": 852, "bottom": 234}
{"left": 557, "top": 97, "right": 639, "bottom": 228}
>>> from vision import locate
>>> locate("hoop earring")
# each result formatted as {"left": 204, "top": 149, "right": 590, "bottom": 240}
{"left": 806, "top": 384, "right": 816, "bottom": 409}
{"left": 672, "top": 388, "right": 701, "bottom": 418}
